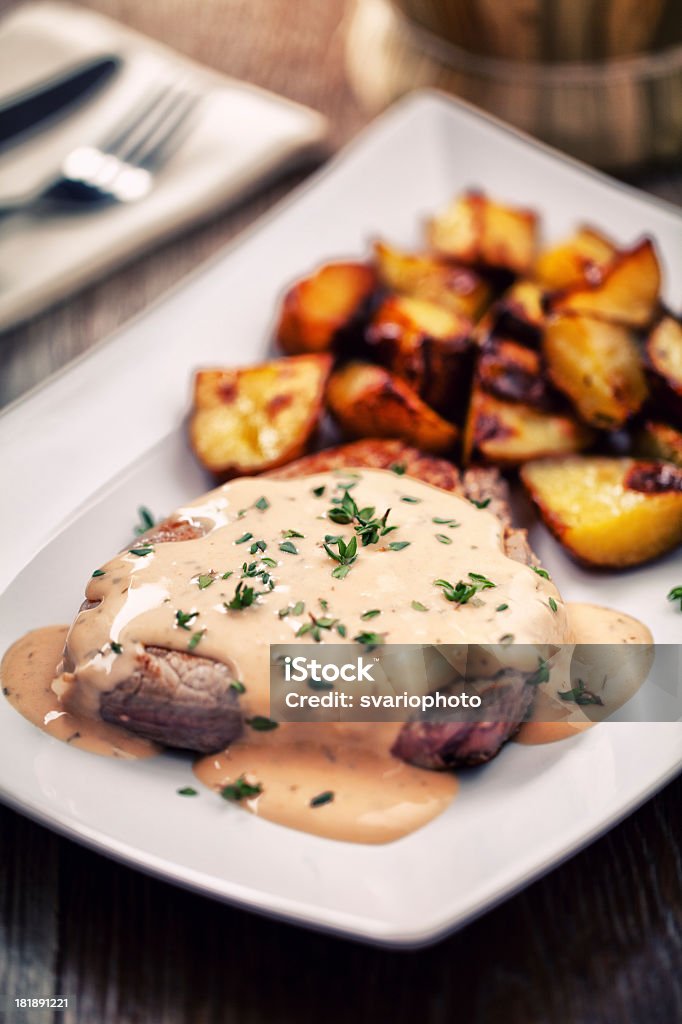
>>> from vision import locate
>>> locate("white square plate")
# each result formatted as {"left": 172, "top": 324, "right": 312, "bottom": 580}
{"left": 1, "top": 91, "right": 680, "bottom": 947}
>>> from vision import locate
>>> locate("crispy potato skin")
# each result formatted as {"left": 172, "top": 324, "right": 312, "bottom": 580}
{"left": 521, "top": 456, "right": 682, "bottom": 568}
{"left": 645, "top": 316, "right": 682, "bottom": 426}
{"left": 477, "top": 280, "right": 546, "bottom": 348}
{"left": 534, "top": 227, "right": 616, "bottom": 291}
{"left": 326, "top": 361, "right": 458, "bottom": 454}
{"left": 550, "top": 238, "right": 661, "bottom": 328}
{"left": 463, "top": 385, "right": 594, "bottom": 466}
{"left": 543, "top": 313, "right": 648, "bottom": 428}
{"left": 189, "top": 354, "right": 332, "bottom": 477}
{"left": 477, "top": 337, "right": 554, "bottom": 409}
{"left": 366, "top": 294, "right": 474, "bottom": 418}
{"left": 427, "top": 191, "right": 538, "bottom": 275}
{"left": 275, "top": 262, "right": 376, "bottom": 355}
{"left": 372, "top": 240, "right": 492, "bottom": 320}
{"left": 635, "top": 421, "right": 682, "bottom": 467}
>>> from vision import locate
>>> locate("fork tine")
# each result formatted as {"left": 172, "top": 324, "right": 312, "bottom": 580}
{"left": 128, "top": 90, "right": 202, "bottom": 169}
{"left": 100, "top": 80, "right": 174, "bottom": 156}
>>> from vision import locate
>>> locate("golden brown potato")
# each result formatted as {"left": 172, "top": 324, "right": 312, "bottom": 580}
{"left": 462, "top": 386, "right": 594, "bottom": 466}
{"left": 475, "top": 279, "right": 546, "bottom": 347}
{"left": 190, "top": 354, "right": 332, "bottom": 476}
{"left": 544, "top": 313, "right": 648, "bottom": 428}
{"left": 645, "top": 315, "right": 682, "bottom": 425}
{"left": 327, "top": 361, "right": 458, "bottom": 454}
{"left": 275, "top": 262, "right": 376, "bottom": 355}
{"left": 635, "top": 421, "right": 682, "bottom": 467}
{"left": 534, "top": 227, "right": 616, "bottom": 291}
{"left": 550, "top": 239, "right": 661, "bottom": 328}
{"left": 366, "top": 294, "right": 474, "bottom": 418}
{"left": 426, "top": 191, "right": 538, "bottom": 275}
{"left": 372, "top": 240, "right": 492, "bottom": 320}
{"left": 521, "top": 456, "right": 682, "bottom": 568}
{"left": 476, "top": 337, "right": 554, "bottom": 408}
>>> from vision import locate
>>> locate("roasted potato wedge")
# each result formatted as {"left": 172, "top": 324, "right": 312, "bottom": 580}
{"left": 190, "top": 354, "right": 332, "bottom": 476}
{"left": 366, "top": 294, "right": 474, "bottom": 418}
{"left": 327, "top": 361, "right": 458, "bottom": 453}
{"left": 462, "top": 385, "right": 594, "bottom": 466}
{"left": 635, "top": 421, "right": 682, "bottom": 467}
{"left": 521, "top": 456, "right": 682, "bottom": 568}
{"left": 275, "top": 262, "right": 376, "bottom": 355}
{"left": 534, "top": 227, "right": 616, "bottom": 290}
{"left": 477, "top": 337, "right": 554, "bottom": 409}
{"left": 645, "top": 315, "right": 682, "bottom": 425}
{"left": 372, "top": 240, "right": 491, "bottom": 320}
{"left": 544, "top": 313, "right": 648, "bottom": 428}
{"left": 476, "top": 279, "right": 546, "bottom": 347}
{"left": 427, "top": 191, "right": 538, "bottom": 275}
{"left": 550, "top": 239, "right": 661, "bottom": 328}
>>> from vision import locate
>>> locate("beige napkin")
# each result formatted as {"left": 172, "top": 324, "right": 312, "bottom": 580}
{"left": 0, "top": 2, "right": 327, "bottom": 331}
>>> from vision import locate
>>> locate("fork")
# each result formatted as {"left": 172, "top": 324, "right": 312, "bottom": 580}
{"left": 1, "top": 77, "right": 202, "bottom": 213}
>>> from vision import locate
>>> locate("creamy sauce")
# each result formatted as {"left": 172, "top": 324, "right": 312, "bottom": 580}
{"left": 194, "top": 722, "right": 457, "bottom": 844}
{"left": 1, "top": 626, "right": 158, "bottom": 758}
{"left": 516, "top": 602, "right": 654, "bottom": 745}
{"left": 0, "top": 472, "right": 654, "bottom": 843}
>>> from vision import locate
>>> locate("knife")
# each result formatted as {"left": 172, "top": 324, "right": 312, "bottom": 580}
{"left": 0, "top": 57, "right": 119, "bottom": 149}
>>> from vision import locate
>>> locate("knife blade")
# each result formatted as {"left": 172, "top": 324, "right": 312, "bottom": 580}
{"left": 0, "top": 57, "right": 119, "bottom": 150}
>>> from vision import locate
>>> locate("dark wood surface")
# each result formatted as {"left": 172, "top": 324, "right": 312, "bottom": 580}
{"left": 1, "top": 1, "right": 681, "bottom": 1021}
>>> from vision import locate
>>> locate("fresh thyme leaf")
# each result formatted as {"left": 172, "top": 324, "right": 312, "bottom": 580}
{"left": 527, "top": 658, "right": 550, "bottom": 687}
{"left": 250, "top": 540, "right": 267, "bottom": 554}
{"left": 558, "top": 680, "right": 604, "bottom": 706}
{"left": 134, "top": 505, "right": 155, "bottom": 535}
{"left": 225, "top": 582, "right": 256, "bottom": 610}
{"left": 319, "top": 598, "right": 329, "bottom": 611}
{"left": 246, "top": 716, "right": 278, "bottom": 731}
{"left": 279, "top": 540, "right": 299, "bottom": 555}
{"left": 389, "top": 541, "right": 410, "bottom": 551}
{"left": 496, "top": 603, "right": 509, "bottom": 612}
{"left": 532, "top": 566, "right": 551, "bottom": 580}
{"left": 188, "top": 629, "right": 205, "bottom": 651}
{"left": 434, "top": 573, "right": 496, "bottom": 605}
{"left": 282, "top": 529, "right": 305, "bottom": 539}
{"left": 91, "top": 569, "right": 105, "bottom": 578}
{"left": 324, "top": 535, "right": 357, "bottom": 566}
{"left": 668, "top": 586, "right": 682, "bottom": 610}
{"left": 221, "top": 775, "right": 262, "bottom": 801}
{"left": 222, "top": 571, "right": 234, "bottom": 579}
{"left": 261, "top": 557, "right": 277, "bottom": 568}
{"left": 129, "top": 546, "right": 153, "bottom": 557}
{"left": 110, "top": 641, "right": 123, "bottom": 654}
{"left": 336, "top": 623, "right": 347, "bottom": 637}
{"left": 390, "top": 463, "right": 406, "bottom": 475}
{"left": 401, "top": 495, "right": 421, "bottom": 503}
{"left": 230, "top": 680, "right": 246, "bottom": 694}
{"left": 235, "top": 532, "right": 253, "bottom": 545}
{"left": 435, "top": 533, "right": 453, "bottom": 545}
{"left": 196, "top": 573, "right": 215, "bottom": 590}
{"left": 310, "top": 791, "right": 334, "bottom": 808}
{"left": 411, "top": 600, "right": 428, "bottom": 612}
{"left": 254, "top": 496, "right": 270, "bottom": 511}
{"left": 499, "top": 634, "right": 514, "bottom": 645}
{"left": 312, "top": 485, "right": 326, "bottom": 497}
{"left": 332, "top": 565, "right": 351, "bottom": 579}
{"left": 176, "top": 609, "right": 199, "bottom": 630}
{"left": 432, "top": 517, "right": 459, "bottom": 526}
{"left": 353, "top": 631, "right": 385, "bottom": 649}
{"left": 470, "top": 497, "right": 491, "bottom": 509}
{"left": 549, "top": 597, "right": 558, "bottom": 613}
{"left": 177, "top": 787, "right": 198, "bottom": 796}
{"left": 361, "top": 609, "right": 381, "bottom": 620}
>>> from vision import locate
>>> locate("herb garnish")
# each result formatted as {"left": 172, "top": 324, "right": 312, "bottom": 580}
{"left": 279, "top": 600, "right": 305, "bottom": 618}
{"left": 254, "top": 496, "right": 270, "bottom": 511}
{"left": 496, "top": 603, "right": 509, "bottom": 612}
{"left": 470, "top": 498, "right": 491, "bottom": 509}
{"left": 499, "top": 634, "right": 514, "bottom": 645}
{"left": 250, "top": 540, "right": 267, "bottom": 554}
{"left": 246, "top": 716, "right": 278, "bottom": 732}
{"left": 110, "top": 641, "right": 123, "bottom": 655}
{"left": 230, "top": 680, "right": 246, "bottom": 694}
{"left": 312, "top": 485, "right": 326, "bottom": 497}
{"left": 324, "top": 535, "right": 357, "bottom": 576}
{"left": 668, "top": 586, "right": 682, "bottom": 610}
{"left": 175, "top": 609, "right": 199, "bottom": 630}
{"left": 558, "top": 680, "right": 604, "bottom": 706}
{"left": 225, "top": 582, "right": 257, "bottom": 610}
{"left": 389, "top": 541, "right": 410, "bottom": 551}
{"left": 390, "top": 463, "right": 406, "bottom": 475}
{"left": 92, "top": 569, "right": 105, "bottom": 578}
{"left": 361, "top": 609, "right": 381, "bottom": 620}
{"left": 353, "top": 631, "right": 385, "bottom": 648}
{"left": 527, "top": 658, "right": 550, "bottom": 687}
{"left": 433, "top": 517, "right": 459, "bottom": 527}
{"left": 435, "top": 534, "right": 453, "bottom": 545}
{"left": 327, "top": 489, "right": 393, "bottom": 546}
{"left": 434, "top": 573, "right": 496, "bottom": 605}
{"left": 532, "top": 566, "right": 551, "bottom": 580}
{"left": 296, "top": 614, "right": 346, "bottom": 643}
{"left": 411, "top": 600, "right": 428, "bottom": 612}
{"left": 134, "top": 506, "right": 155, "bottom": 535}
{"left": 401, "top": 495, "right": 421, "bottom": 503}
{"left": 279, "top": 540, "right": 299, "bottom": 555}
{"left": 310, "top": 791, "right": 334, "bottom": 808}
{"left": 549, "top": 597, "right": 558, "bottom": 613}
{"left": 235, "top": 532, "right": 253, "bottom": 545}
{"left": 282, "top": 529, "right": 305, "bottom": 539}
{"left": 221, "top": 775, "right": 263, "bottom": 801}
{"left": 177, "top": 787, "right": 198, "bottom": 796}
{"left": 196, "top": 573, "right": 216, "bottom": 590}
{"left": 129, "top": 546, "right": 153, "bottom": 557}
{"left": 188, "top": 630, "right": 205, "bottom": 651}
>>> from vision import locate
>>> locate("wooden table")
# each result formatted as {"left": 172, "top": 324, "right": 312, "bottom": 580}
{"left": 1, "top": 2, "right": 681, "bottom": 1021}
